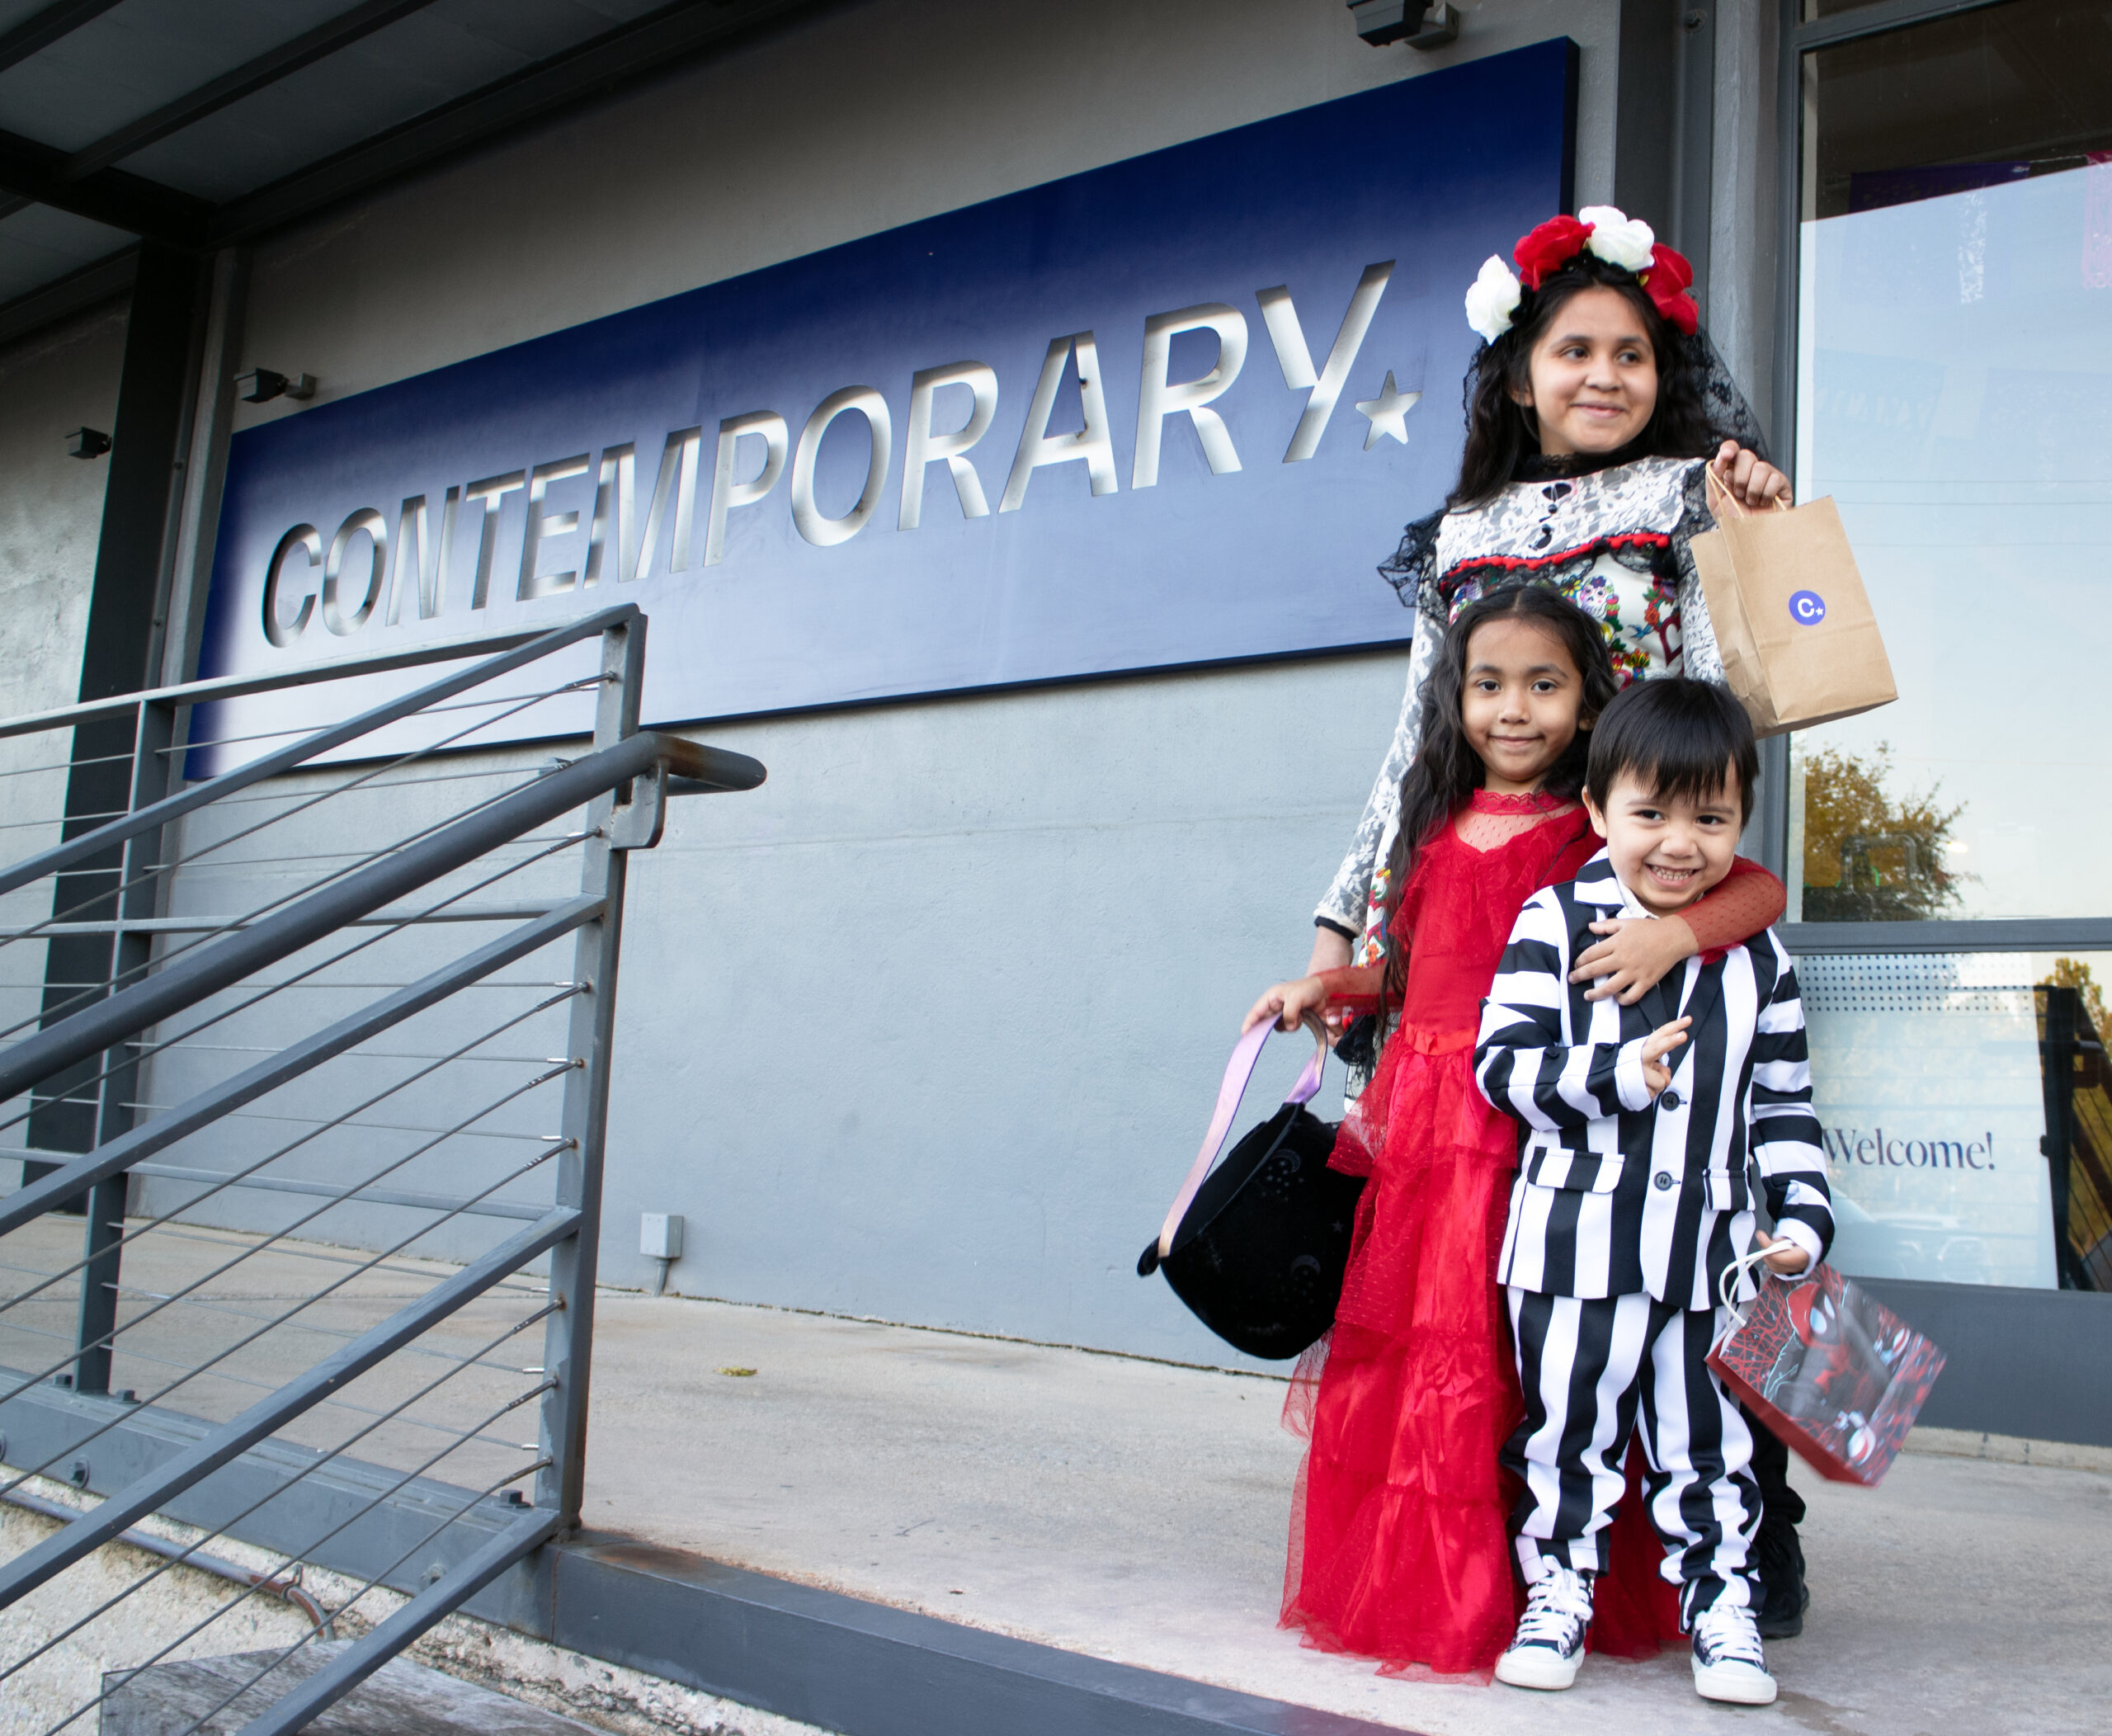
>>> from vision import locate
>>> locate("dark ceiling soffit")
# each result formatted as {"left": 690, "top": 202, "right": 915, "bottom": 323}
{"left": 0, "top": 243, "right": 134, "bottom": 348}
{"left": 61, "top": 0, "right": 444, "bottom": 183}
{"left": 0, "top": 127, "right": 212, "bottom": 246}
{"left": 0, "top": 0, "right": 124, "bottom": 75}
{"left": 209, "top": 0, "right": 855, "bottom": 245}
{"left": 0, "top": 0, "right": 848, "bottom": 348}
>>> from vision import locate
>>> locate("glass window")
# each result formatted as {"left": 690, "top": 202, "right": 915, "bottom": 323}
{"left": 1800, "top": 948, "right": 2112, "bottom": 1290}
{"left": 1788, "top": 1, "right": 2112, "bottom": 923}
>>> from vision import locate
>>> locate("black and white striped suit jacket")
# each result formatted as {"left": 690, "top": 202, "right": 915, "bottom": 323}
{"left": 1474, "top": 849, "right": 1834, "bottom": 1311}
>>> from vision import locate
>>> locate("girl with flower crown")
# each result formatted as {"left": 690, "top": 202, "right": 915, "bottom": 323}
{"left": 1242, "top": 208, "right": 1806, "bottom": 1681}
{"left": 1314, "top": 208, "right": 1790, "bottom": 984}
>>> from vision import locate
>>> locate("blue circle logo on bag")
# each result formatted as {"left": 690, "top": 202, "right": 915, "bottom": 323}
{"left": 1789, "top": 589, "right": 1827, "bottom": 625}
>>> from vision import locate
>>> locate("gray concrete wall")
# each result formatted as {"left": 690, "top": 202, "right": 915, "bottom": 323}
{"left": 0, "top": 304, "right": 120, "bottom": 723}
{"left": 2, "top": 0, "right": 1660, "bottom": 1369}
{"left": 0, "top": 304, "right": 125, "bottom": 1055}
{"left": 1707, "top": 0, "right": 1783, "bottom": 442}
{"left": 230, "top": 0, "right": 1623, "bottom": 434}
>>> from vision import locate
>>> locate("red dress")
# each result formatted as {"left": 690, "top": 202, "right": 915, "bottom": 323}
{"left": 1280, "top": 790, "right": 1681, "bottom": 1679}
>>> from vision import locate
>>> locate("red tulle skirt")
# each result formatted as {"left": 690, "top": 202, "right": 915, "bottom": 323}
{"left": 1280, "top": 1029, "right": 1679, "bottom": 1681}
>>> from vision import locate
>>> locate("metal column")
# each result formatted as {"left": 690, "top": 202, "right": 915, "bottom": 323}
{"left": 73, "top": 697, "right": 178, "bottom": 1393}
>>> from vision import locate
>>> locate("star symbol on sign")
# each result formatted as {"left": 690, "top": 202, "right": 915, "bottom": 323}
{"left": 1355, "top": 371, "right": 1421, "bottom": 450}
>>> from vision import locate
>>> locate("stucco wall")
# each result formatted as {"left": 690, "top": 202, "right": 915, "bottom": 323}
{"left": 233, "top": 0, "right": 1621, "bottom": 426}
{"left": 0, "top": 304, "right": 124, "bottom": 923}
{"left": 9, "top": 0, "right": 1640, "bottom": 1368}
{"left": 0, "top": 304, "right": 121, "bottom": 718}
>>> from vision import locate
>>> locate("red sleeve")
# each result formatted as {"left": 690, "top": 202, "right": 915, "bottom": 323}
{"left": 1681, "top": 857, "right": 1787, "bottom": 951}
{"left": 1314, "top": 964, "right": 1386, "bottom": 1017}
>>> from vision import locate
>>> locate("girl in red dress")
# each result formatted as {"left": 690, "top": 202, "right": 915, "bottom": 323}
{"left": 1248, "top": 585, "right": 1782, "bottom": 1680}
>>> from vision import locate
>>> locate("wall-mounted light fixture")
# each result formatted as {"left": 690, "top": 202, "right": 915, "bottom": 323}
{"left": 1346, "top": 2, "right": 1458, "bottom": 49}
{"left": 235, "top": 368, "right": 316, "bottom": 404}
{"left": 65, "top": 427, "right": 111, "bottom": 460}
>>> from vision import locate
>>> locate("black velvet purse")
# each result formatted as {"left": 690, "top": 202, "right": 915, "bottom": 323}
{"left": 1138, "top": 1021, "right": 1364, "bottom": 1361}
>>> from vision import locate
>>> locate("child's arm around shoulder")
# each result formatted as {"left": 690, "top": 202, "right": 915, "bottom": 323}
{"left": 1571, "top": 857, "right": 1785, "bottom": 1004}
{"left": 1747, "top": 932, "right": 1835, "bottom": 1276}
{"left": 1474, "top": 887, "right": 1689, "bottom": 1130}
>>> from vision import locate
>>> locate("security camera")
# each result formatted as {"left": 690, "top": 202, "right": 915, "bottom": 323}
{"left": 236, "top": 369, "right": 316, "bottom": 403}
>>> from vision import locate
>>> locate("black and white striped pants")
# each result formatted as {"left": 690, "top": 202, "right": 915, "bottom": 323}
{"left": 1503, "top": 1288, "right": 1761, "bottom": 1624}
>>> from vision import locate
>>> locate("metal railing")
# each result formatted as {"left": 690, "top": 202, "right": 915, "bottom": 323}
{"left": 0, "top": 605, "right": 761, "bottom": 1734}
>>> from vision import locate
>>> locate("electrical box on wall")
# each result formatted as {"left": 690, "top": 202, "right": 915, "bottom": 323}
{"left": 640, "top": 1213, "right": 684, "bottom": 1260}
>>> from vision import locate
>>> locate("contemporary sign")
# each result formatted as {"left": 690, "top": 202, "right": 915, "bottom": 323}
{"left": 196, "top": 42, "right": 1577, "bottom": 753}
{"left": 1803, "top": 960, "right": 2057, "bottom": 1290}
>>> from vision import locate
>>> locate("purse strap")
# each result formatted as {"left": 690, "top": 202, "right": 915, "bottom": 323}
{"left": 1157, "top": 1018, "right": 1328, "bottom": 1261}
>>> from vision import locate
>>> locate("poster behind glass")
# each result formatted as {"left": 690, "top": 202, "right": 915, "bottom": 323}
{"left": 1802, "top": 955, "right": 2054, "bottom": 1289}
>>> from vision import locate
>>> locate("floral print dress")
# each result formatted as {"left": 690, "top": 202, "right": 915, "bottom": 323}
{"left": 1315, "top": 454, "right": 1725, "bottom": 964}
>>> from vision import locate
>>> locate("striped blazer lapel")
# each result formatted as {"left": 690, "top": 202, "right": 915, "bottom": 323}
{"left": 1639, "top": 969, "right": 1684, "bottom": 1035}
{"left": 1676, "top": 954, "right": 1726, "bottom": 1049}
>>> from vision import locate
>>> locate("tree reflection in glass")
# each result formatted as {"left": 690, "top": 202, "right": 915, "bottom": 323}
{"left": 1799, "top": 743, "right": 1968, "bottom": 922}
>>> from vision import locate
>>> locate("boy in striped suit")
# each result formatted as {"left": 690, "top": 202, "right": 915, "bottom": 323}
{"left": 1473, "top": 679, "right": 1833, "bottom": 1707}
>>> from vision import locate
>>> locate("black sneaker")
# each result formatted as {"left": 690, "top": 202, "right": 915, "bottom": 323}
{"left": 1752, "top": 1518, "right": 1809, "bottom": 1639}
{"left": 1494, "top": 1564, "right": 1593, "bottom": 1691}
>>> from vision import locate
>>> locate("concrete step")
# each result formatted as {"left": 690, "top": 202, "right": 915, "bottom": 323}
{"left": 101, "top": 1644, "right": 596, "bottom": 1736}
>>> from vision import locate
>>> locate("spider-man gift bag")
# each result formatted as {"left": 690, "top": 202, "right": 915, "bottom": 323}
{"left": 1708, "top": 1263, "right": 1945, "bottom": 1486}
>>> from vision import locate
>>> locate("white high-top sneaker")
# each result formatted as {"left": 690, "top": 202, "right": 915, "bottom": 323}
{"left": 1690, "top": 1602, "right": 1778, "bottom": 1705}
{"left": 1493, "top": 1564, "right": 1593, "bottom": 1691}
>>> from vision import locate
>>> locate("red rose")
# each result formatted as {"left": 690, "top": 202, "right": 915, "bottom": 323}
{"left": 1642, "top": 242, "right": 1699, "bottom": 334}
{"left": 1512, "top": 215, "right": 1591, "bottom": 290}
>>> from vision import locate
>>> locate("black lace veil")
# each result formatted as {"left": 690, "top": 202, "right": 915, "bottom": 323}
{"left": 1693, "top": 329, "right": 1769, "bottom": 460}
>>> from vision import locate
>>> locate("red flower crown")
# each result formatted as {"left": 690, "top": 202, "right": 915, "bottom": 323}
{"left": 1464, "top": 205, "right": 1698, "bottom": 342}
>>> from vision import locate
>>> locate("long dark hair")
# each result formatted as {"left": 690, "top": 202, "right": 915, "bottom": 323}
{"left": 1450, "top": 252, "right": 1715, "bottom": 509}
{"left": 1379, "top": 586, "right": 1619, "bottom": 1003}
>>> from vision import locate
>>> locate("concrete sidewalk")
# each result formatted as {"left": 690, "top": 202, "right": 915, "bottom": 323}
{"left": 582, "top": 1292, "right": 2111, "bottom": 1736}
{"left": 3, "top": 1209, "right": 2103, "bottom": 1736}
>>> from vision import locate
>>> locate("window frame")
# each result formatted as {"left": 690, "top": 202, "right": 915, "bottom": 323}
{"left": 1766, "top": 0, "right": 2100, "bottom": 958}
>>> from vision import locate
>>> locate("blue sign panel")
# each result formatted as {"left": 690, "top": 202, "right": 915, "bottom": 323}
{"left": 196, "top": 42, "right": 1575, "bottom": 752}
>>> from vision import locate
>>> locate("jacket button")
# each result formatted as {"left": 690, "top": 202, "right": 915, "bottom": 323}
{"left": 1652, "top": 1172, "right": 1675, "bottom": 1191}
{"left": 1660, "top": 1089, "right": 1682, "bottom": 1111}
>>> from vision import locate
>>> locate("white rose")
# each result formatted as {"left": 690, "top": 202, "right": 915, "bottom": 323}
{"left": 1578, "top": 204, "right": 1655, "bottom": 273}
{"left": 1464, "top": 255, "right": 1522, "bottom": 344}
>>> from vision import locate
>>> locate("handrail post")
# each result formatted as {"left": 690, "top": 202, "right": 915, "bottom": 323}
{"left": 535, "top": 614, "right": 648, "bottom": 1524}
{"left": 74, "top": 697, "right": 179, "bottom": 1394}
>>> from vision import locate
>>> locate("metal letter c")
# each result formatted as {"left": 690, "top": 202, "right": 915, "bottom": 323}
{"left": 263, "top": 524, "right": 321, "bottom": 648}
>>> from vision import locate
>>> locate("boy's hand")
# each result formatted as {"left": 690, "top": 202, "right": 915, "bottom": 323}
{"left": 1711, "top": 439, "right": 1793, "bottom": 511}
{"left": 1639, "top": 1017, "right": 1691, "bottom": 1097}
{"left": 1573, "top": 915, "right": 1697, "bottom": 1003}
{"left": 1244, "top": 974, "right": 1332, "bottom": 1038}
{"left": 1756, "top": 1229, "right": 1811, "bottom": 1276}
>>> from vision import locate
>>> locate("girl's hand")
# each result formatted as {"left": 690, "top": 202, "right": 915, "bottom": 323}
{"left": 1640, "top": 1017, "right": 1690, "bottom": 1097}
{"left": 1711, "top": 439, "right": 1792, "bottom": 512}
{"left": 1572, "top": 914, "right": 1697, "bottom": 1003}
{"left": 1756, "top": 1229, "right": 1811, "bottom": 1276}
{"left": 1244, "top": 974, "right": 1332, "bottom": 1038}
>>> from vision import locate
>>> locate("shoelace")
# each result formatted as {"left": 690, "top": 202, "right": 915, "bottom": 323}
{"left": 1513, "top": 1573, "right": 1592, "bottom": 1646}
{"left": 1693, "top": 1607, "right": 1767, "bottom": 1666}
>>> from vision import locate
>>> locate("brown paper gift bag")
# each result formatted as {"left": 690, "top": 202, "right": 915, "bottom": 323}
{"left": 1689, "top": 468, "right": 1896, "bottom": 738}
